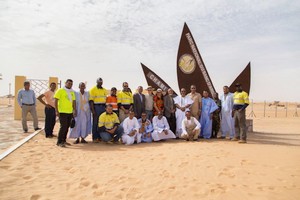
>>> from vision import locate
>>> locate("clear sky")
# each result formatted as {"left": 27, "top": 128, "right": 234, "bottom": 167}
{"left": 0, "top": 0, "right": 299, "bottom": 102}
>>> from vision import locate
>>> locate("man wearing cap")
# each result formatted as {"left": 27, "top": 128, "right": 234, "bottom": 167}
{"left": 145, "top": 86, "right": 154, "bottom": 120}
{"left": 106, "top": 87, "right": 118, "bottom": 115}
{"left": 152, "top": 111, "right": 176, "bottom": 141}
{"left": 117, "top": 82, "right": 133, "bottom": 122}
{"left": 232, "top": 83, "right": 249, "bottom": 143}
{"left": 181, "top": 109, "right": 201, "bottom": 141}
{"left": 133, "top": 86, "right": 146, "bottom": 119}
{"left": 174, "top": 88, "right": 194, "bottom": 138}
{"left": 89, "top": 78, "right": 108, "bottom": 142}
{"left": 98, "top": 104, "right": 123, "bottom": 144}
{"left": 17, "top": 80, "right": 40, "bottom": 133}
{"left": 219, "top": 86, "right": 235, "bottom": 139}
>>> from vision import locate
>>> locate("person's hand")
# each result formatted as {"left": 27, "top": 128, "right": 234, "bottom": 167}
{"left": 210, "top": 113, "right": 213, "bottom": 120}
{"left": 56, "top": 111, "right": 60, "bottom": 117}
{"left": 73, "top": 110, "right": 77, "bottom": 117}
{"left": 124, "top": 109, "right": 129, "bottom": 114}
{"left": 129, "top": 130, "right": 136, "bottom": 136}
{"left": 180, "top": 107, "right": 185, "bottom": 112}
{"left": 164, "top": 130, "right": 168, "bottom": 135}
{"left": 147, "top": 133, "right": 151, "bottom": 138}
{"left": 231, "top": 110, "right": 235, "bottom": 118}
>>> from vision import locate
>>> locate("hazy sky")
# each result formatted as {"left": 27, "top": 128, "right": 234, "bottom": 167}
{"left": 0, "top": 0, "right": 299, "bottom": 102}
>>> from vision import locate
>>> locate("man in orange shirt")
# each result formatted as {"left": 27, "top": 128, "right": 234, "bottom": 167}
{"left": 106, "top": 87, "right": 118, "bottom": 115}
{"left": 37, "top": 82, "right": 57, "bottom": 138}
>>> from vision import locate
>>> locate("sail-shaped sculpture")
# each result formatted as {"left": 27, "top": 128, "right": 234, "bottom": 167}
{"left": 177, "top": 23, "right": 216, "bottom": 96}
{"left": 141, "top": 63, "right": 177, "bottom": 95}
{"left": 141, "top": 23, "right": 251, "bottom": 97}
{"left": 229, "top": 62, "right": 251, "bottom": 95}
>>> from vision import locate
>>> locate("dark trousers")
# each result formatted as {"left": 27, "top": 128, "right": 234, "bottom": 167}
{"left": 166, "top": 114, "right": 176, "bottom": 134}
{"left": 45, "top": 107, "right": 56, "bottom": 137}
{"left": 57, "top": 113, "right": 73, "bottom": 145}
{"left": 92, "top": 104, "right": 106, "bottom": 140}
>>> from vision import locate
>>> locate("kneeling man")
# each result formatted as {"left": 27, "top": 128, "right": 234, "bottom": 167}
{"left": 98, "top": 104, "right": 123, "bottom": 143}
{"left": 181, "top": 109, "right": 201, "bottom": 141}
{"left": 122, "top": 110, "right": 141, "bottom": 145}
{"left": 152, "top": 111, "right": 176, "bottom": 141}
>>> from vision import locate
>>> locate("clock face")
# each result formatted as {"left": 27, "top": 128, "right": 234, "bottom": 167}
{"left": 178, "top": 54, "right": 196, "bottom": 74}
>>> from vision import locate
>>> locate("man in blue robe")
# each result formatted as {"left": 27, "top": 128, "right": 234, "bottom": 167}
{"left": 200, "top": 91, "right": 218, "bottom": 139}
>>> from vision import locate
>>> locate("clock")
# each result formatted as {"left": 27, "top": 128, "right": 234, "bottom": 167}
{"left": 178, "top": 54, "right": 196, "bottom": 74}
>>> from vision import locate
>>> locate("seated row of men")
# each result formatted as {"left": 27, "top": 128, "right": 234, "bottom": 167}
{"left": 97, "top": 104, "right": 200, "bottom": 145}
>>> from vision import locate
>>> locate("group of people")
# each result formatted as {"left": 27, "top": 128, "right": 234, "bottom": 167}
{"left": 17, "top": 78, "right": 249, "bottom": 148}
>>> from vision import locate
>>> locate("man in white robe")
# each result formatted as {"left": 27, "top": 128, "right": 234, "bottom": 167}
{"left": 219, "top": 86, "right": 235, "bottom": 139}
{"left": 122, "top": 111, "right": 141, "bottom": 145}
{"left": 69, "top": 82, "right": 91, "bottom": 144}
{"left": 152, "top": 112, "right": 176, "bottom": 141}
{"left": 174, "top": 88, "right": 194, "bottom": 137}
{"left": 181, "top": 109, "right": 201, "bottom": 141}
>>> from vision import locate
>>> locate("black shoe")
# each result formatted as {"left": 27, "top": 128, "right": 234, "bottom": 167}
{"left": 73, "top": 138, "right": 80, "bottom": 144}
{"left": 64, "top": 142, "right": 71, "bottom": 146}
{"left": 56, "top": 143, "right": 66, "bottom": 147}
{"left": 24, "top": 130, "right": 28, "bottom": 133}
{"left": 34, "top": 128, "right": 41, "bottom": 131}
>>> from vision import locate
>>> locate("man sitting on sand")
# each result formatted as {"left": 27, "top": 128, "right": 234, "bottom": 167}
{"left": 98, "top": 104, "right": 123, "bottom": 144}
{"left": 152, "top": 111, "right": 176, "bottom": 141}
{"left": 181, "top": 109, "right": 201, "bottom": 141}
{"left": 138, "top": 112, "right": 153, "bottom": 143}
{"left": 122, "top": 110, "right": 141, "bottom": 145}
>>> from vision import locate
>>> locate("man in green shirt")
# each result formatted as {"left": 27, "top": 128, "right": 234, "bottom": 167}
{"left": 54, "top": 79, "right": 76, "bottom": 147}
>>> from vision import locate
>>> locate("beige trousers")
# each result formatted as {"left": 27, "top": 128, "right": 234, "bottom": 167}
{"left": 22, "top": 105, "right": 38, "bottom": 131}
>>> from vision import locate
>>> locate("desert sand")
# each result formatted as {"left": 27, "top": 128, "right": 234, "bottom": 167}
{"left": 0, "top": 102, "right": 300, "bottom": 200}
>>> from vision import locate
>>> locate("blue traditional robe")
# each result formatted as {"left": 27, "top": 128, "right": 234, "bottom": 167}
{"left": 69, "top": 91, "right": 92, "bottom": 139}
{"left": 200, "top": 97, "right": 218, "bottom": 139}
{"left": 138, "top": 118, "right": 153, "bottom": 143}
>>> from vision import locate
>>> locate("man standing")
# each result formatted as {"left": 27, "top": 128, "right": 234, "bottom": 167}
{"left": 144, "top": 86, "right": 154, "bottom": 120}
{"left": 69, "top": 82, "right": 91, "bottom": 144}
{"left": 133, "top": 86, "right": 145, "bottom": 119}
{"left": 98, "top": 104, "right": 123, "bottom": 144}
{"left": 152, "top": 111, "right": 176, "bottom": 141}
{"left": 219, "top": 86, "right": 235, "bottom": 139}
{"left": 181, "top": 110, "right": 201, "bottom": 141}
{"left": 200, "top": 91, "right": 218, "bottom": 139}
{"left": 174, "top": 88, "right": 193, "bottom": 138}
{"left": 187, "top": 85, "right": 202, "bottom": 120}
{"left": 211, "top": 93, "right": 222, "bottom": 138}
{"left": 232, "top": 83, "right": 249, "bottom": 143}
{"left": 122, "top": 110, "right": 141, "bottom": 145}
{"left": 37, "top": 82, "right": 56, "bottom": 137}
{"left": 163, "top": 88, "right": 176, "bottom": 133}
{"left": 54, "top": 79, "right": 76, "bottom": 147}
{"left": 17, "top": 81, "right": 40, "bottom": 133}
{"left": 106, "top": 87, "right": 118, "bottom": 115}
{"left": 89, "top": 78, "right": 108, "bottom": 142}
{"left": 117, "top": 82, "right": 133, "bottom": 122}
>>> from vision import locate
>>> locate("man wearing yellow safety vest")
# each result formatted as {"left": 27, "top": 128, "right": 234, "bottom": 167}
{"left": 117, "top": 82, "right": 133, "bottom": 122}
{"left": 89, "top": 78, "right": 108, "bottom": 142}
{"left": 232, "top": 83, "right": 249, "bottom": 143}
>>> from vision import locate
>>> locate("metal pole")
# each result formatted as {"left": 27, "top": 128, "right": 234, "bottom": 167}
{"left": 275, "top": 104, "right": 277, "bottom": 118}
{"left": 8, "top": 83, "right": 12, "bottom": 106}
{"left": 286, "top": 102, "right": 288, "bottom": 117}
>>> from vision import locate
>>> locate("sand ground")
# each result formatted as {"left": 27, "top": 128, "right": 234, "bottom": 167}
{"left": 0, "top": 101, "right": 300, "bottom": 200}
